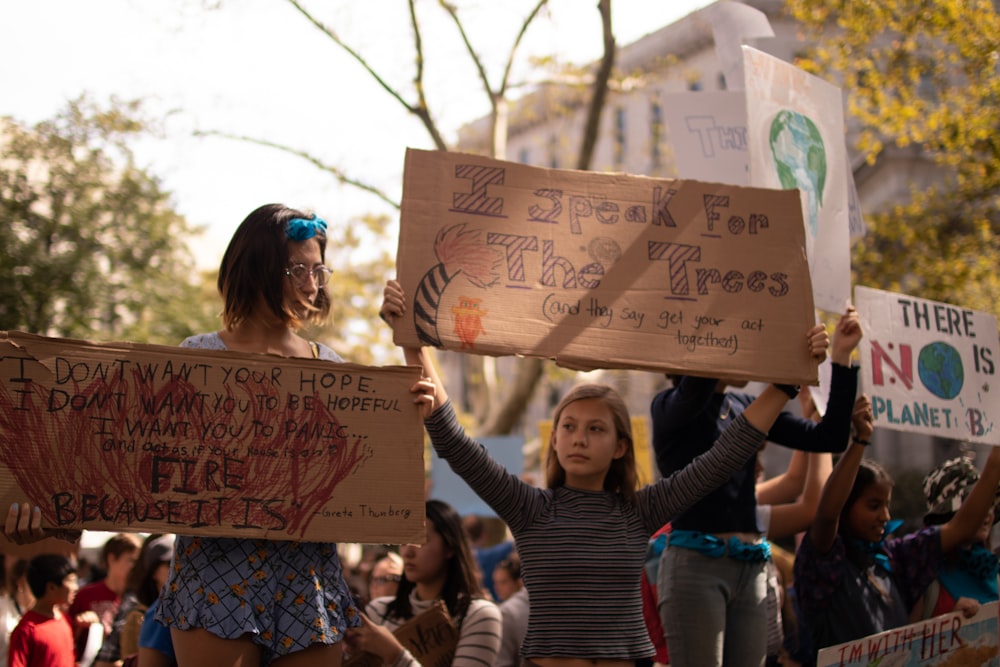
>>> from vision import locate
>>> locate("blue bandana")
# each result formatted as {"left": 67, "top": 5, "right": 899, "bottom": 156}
{"left": 939, "top": 544, "right": 1000, "bottom": 603}
{"left": 848, "top": 518, "right": 904, "bottom": 573}
{"left": 285, "top": 216, "right": 327, "bottom": 241}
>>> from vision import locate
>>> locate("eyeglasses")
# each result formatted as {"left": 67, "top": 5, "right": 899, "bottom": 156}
{"left": 285, "top": 263, "right": 333, "bottom": 288}
{"left": 371, "top": 575, "right": 401, "bottom": 585}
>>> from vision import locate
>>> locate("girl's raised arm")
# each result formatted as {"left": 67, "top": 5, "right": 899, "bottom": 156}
{"left": 808, "top": 395, "right": 873, "bottom": 554}
{"left": 381, "top": 279, "right": 449, "bottom": 417}
{"left": 740, "top": 322, "right": 830, "bottom": 435}
{"left": 939, "top": 445, "right": 1000, "bottom": 554}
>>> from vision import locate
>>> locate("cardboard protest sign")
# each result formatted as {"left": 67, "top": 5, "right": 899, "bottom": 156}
{"left": 856, "top": 286, "right": 1000, "bottom": 444}
{"left": 816, "top": 601, "right": 999, "bottom": 667}
{"left": 743, "top": 46, "right": 851, "bottom": 313}
{"left": 0, "top": 331, "right": 426, "bottom": 543}
{"left": 344, "top": 600, "right": 457, "bottom": 667}
{"left": 395, "top": 148, "right": 818, "bottom": 385}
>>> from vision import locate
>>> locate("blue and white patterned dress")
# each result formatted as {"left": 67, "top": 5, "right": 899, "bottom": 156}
{"left": 156, "top": 332, "right": 360, "bottom": 663}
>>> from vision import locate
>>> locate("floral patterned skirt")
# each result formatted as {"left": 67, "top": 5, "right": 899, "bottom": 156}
{"left": 156, "top": 536, "right": 360, "bottom": 663}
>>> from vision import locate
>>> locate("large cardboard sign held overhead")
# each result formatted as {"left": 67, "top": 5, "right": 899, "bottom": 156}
{"left": 395, "top": 148, "right": 818, "bottom": 385}
{"left": 0, "top": 332, "right": 426, "bottom": 543}
{"left": 856, "top": 286, "right": 1000, "bottom": 444}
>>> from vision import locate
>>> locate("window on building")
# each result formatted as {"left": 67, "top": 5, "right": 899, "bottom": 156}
{"left": 650, "top": 100, "right": 663, "bottom": 169}
{"left": 548, "top": 135, "right": 559, "bottom": 168}
{"left": 614, "top": 107, "right": 626, "bottom": 166}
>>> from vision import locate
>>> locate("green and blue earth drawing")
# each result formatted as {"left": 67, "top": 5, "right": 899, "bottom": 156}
{"left": 769, "top": 109, "right": 827, "bottom": 239}
{"left": 917, "top": 341, "right": 964, "bottom": 399}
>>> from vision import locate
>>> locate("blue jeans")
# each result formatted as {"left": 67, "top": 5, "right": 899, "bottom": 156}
{"left": 658, "top": 545, "right": 767, "bottom": 667}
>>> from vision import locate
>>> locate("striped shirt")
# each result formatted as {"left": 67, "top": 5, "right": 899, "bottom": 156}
{"left": 425, "top": 402, "right": 765, "bottom": 660}
{"left": 366, "top": 593, "right": 501, "bottom": 667}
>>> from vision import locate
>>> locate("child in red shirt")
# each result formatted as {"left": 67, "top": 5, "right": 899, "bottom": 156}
{"left": 8, "top": 554, "right": 78, "bottom": 667}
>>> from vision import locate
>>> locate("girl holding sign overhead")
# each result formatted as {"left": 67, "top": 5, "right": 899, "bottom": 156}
{"left": 793, "top": 396, "right": 1000, "bottom": 662}
{"left": 379, "top": 279, "right": 828, "bottom": 667}
{"left": 7, "top": 204, "right": 362, "bottom": 667}
{"left": 652, "top": 307, "right": 862, "bottom": 667}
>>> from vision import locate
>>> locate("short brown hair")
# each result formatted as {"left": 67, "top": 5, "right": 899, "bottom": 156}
{"left": 218, "top": 203, "right": 332, "bottom": 329}
{"left": 545, "top": 384, "right": 638, "bottom": 504}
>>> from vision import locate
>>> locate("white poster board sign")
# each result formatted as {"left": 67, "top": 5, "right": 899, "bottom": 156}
{"left": 743, "top": 46, "right": 851, "bottom": 312}
{"left": 856, "top": 286, "right": 1000, "bottom": 444}
{"left": 663, "top": 91, "right": 749, "bottom": 185}
{"left": 816, "top": 601, "right": 998, "bottom": 666}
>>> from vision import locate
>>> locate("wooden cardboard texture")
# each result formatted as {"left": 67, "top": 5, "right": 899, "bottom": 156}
{"left": 396, "top": 148, "right": 818, "bottom": 384}
{"left": 344, "top": 600, "right": 458, "bottom": 667}
{"left": 0, "top": 332, "right": 426, "bottom": 544}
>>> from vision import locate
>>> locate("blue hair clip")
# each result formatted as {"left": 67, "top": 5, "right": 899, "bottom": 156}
{"left": 285, "top": 215, "right": 328, "bottom": 241}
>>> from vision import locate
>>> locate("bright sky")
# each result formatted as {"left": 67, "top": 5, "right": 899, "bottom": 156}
{"left": 1, "top": 0, "right": 713, "bottom": 269}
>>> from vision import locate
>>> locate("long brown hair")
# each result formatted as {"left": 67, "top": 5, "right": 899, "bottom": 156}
{"left": 545, "top": 384, "right": 638, "bottom": 505}
{"left": 384, "top": 500, "right": 483, "bottom": 624}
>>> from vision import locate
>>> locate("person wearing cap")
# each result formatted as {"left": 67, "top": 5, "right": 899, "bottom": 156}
{"left": 912, "top": 453, "right": 1000, "bottom": 621}
{"left": 94, "top": 534, "right": 175, "bottom": 667}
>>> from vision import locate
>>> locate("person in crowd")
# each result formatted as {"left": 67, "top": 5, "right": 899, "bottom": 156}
{"left": 153, "top": 204, "right": 361, "bottom": 666}
{"left": 793, "top": 396, "right": 1000, "bottom": 663}
{"left": 380, "top": 278, "right": 828, "bottom": 667}
{"left": 8, "top": 554, "right": 78, "bottom": 667}
{"left": 5, "top": 204, "right": 361, "bottom": 667}
{"left": 490, "top": 554, "right": 522, "bottom": 604}
{"left": 653, "top": 307, "right": 862, "bottom": 667}
{"left": 0, "top": 557, "right": 33, "bottom": 667}
{"left": 495, "top": 553, "right": 529, "bottom": 667}
{"left": 461, "top": 515, "right": 514, "bottom": 601}
{"left": 367, "top": 553, "right": 404, "bottom": 604}
{"left": 911, "top": 452, "right": 1000, "bottom": 620}
{"left": 95, "top": 534, "right": 175, "bottom": 667}
{"left": 134, "top": 597, "right": 176, "bottom": 667}
{"left": 71, "top": 533, "right": 142, "bottom": 665}
{"left": 345, "top": 499, "right": 502, "bottom": 667}
{"left": 756, "top": 392, "right": 834, "bottom": 667}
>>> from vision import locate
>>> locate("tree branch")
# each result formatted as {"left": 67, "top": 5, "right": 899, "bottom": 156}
{"left": 497, "top": 0, "right": 549, "bottom": 99}
{"left": 283, "top": 0, "right": 417, "bottom": 116}
{"left": 194, "top": 130, "right": 400, "bottom": 210}
{"left": 576, "top": 0, "right": 615, "bottom": 170}
{"left": 410, "top": 0, "right": 449, "bottom": 150}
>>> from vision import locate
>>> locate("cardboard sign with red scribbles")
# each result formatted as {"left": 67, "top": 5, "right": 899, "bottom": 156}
{"left": 0, "top": 331, "right": 425, "bottom": 544}
{"left": 394, "top": 148, "right": 818, "bottom": 385}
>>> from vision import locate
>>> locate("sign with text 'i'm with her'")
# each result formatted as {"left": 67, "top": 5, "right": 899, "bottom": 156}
{"left": 855, "top": 286, "right": 1000, "bottom": 444}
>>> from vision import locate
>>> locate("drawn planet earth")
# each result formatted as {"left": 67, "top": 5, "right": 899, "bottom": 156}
{"left": 917, "top": 341, "right": 964, "bottom": 399}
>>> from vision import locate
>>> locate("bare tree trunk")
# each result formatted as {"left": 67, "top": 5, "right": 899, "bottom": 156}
{"left": 479, "top": 0, "right": 616, "bottom": 435}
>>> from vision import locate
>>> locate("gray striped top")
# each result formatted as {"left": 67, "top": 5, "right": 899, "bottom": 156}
{"left": 425, "top": 401, "right": 765, "bottom": 660}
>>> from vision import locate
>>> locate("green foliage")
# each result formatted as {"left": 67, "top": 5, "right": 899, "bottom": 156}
{"left": 0, "top": 97, "right": 217, "bottom": 344}
{"left": 787, "top": 0, "right": 1000, "bottom": 313}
